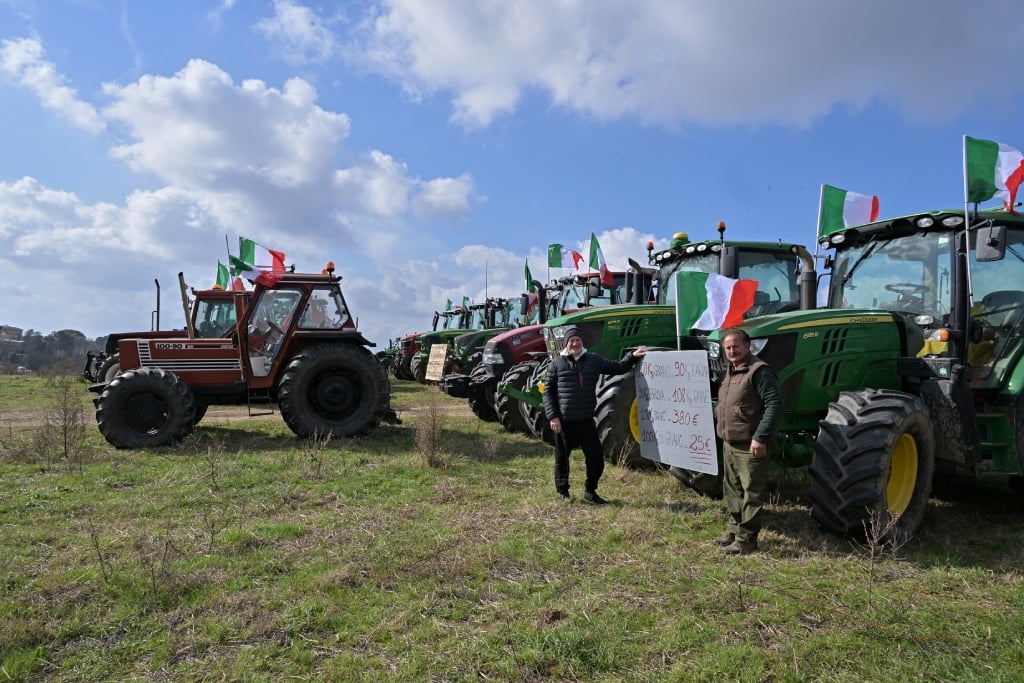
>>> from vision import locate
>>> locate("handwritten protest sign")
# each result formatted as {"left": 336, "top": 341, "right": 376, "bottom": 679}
{"left": 635, "top": 350, "right": 718, "bottom": 474}
{"left": 425, "top": 344, "right": 448, "bottom": 382}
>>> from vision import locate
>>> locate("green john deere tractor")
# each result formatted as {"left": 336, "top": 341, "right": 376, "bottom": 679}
{"left": 411, "top": 298, "right": 514, "bottom": 384}
{"left": 696, "top": 208, "right": 1024, "bottom": 538}
{"left": 535, "top": 227, "right": 815, "bottom": 463}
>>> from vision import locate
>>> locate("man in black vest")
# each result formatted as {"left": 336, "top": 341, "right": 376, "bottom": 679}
{"left": 713, "top": 328, "right": 782, "bottom": 554}
{"left": 543, "top": 326, "right": 646, "bottom": 504}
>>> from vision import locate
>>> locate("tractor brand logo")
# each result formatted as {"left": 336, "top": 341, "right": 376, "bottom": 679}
{"left": 512, "top": 335, "right": 521, "bottom": 345}
{"left": 847, "top": 316, "right": 881, "bottom": 324}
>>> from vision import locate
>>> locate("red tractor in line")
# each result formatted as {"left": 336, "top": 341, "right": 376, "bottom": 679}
{"left": 90, "top": 264, "right": 399, "bottom": 448}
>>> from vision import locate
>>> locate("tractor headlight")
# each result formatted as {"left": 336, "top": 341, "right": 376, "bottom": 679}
{"left": 481, "top": 350, "right": 503, "bottom": 365}
{"left": 750, "top": 338, "right": 768, "bottom": 356}
{"left": 707, "top": 341, "right": 721, "bottom": 359}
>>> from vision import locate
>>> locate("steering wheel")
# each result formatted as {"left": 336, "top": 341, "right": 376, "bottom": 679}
{"left": 885, "top": 283, "right": 929, "bottom": 297}
{"left": 266, "top": 319, "right": 284, "bottom": 335}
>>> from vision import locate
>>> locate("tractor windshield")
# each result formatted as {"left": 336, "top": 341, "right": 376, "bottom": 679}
{"left": 828, "top": 232, "right": 952, "bottom": 319}
{"left": 194, "top": 297, "right": 238, "bottom": 337}
{"left": 658, "top": 250, "right": 800, "bottom": 314}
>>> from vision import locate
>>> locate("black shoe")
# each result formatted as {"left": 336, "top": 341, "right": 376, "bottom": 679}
{"left": 558, "top": 491, "right": 571, "bottom": 502}
{"left": 583, "top": 491, "right": 608, "bottom": 505}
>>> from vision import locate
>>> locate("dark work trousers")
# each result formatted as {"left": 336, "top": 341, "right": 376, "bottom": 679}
{"left": 722, "top": 441, "right": 771, "bottom": 542}
{"left": 554, "top": 419, "right": 606, "bottom": 494}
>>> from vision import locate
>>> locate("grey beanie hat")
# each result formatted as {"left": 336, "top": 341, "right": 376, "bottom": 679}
{"left": 564, "top": 326, "right": 584, "bottom": 342}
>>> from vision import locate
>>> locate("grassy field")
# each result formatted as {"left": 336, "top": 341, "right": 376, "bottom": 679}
{"left": 2, "top": 375, "right": 1024, "bottom": 681}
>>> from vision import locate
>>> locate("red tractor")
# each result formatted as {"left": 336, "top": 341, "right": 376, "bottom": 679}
{"left": 91, "top": 264, "right": 399, "bottom": 448}
{"left": 83, "top": 276, "right": 245, "bottom": 383}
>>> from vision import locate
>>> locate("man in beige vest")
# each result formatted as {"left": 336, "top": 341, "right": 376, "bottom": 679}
{"left": 713, "top": 328, "right": 782, "bottom": 555}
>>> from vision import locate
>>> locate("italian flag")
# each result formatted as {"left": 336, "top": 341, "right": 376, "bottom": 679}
{"left": 524, "top": 259, "right": 536, "bottom": 292}
{"left": 216, "top": 260, "right": 246, "bottom": 290}
{"left": 818, "top": 184, "right": 879, "bottom": 237}
{"left": 964, "top": 135, "right": 1024, "bottom": 212}
{"left": 588, "top": 232, "right": 615, "bottom": 286}
{"left": 229, "top": 255, "right": 283, "bottom": 287}
{"left": 675, "top": 272, "right": 759, "bottom": 334}
{"left": 239, "top": 236, "right": 286, "bottom": 272}
{"left": 548, "top": 244, "right": 583, "bottom": 269}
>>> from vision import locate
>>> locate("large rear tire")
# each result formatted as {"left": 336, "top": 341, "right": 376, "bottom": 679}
{"left": 495, "top": 360, "right": 537, "bottom": 434}
{"left": 96, "top": 368, "right": 196, "bottom": 449}
{"left": 594, "top": 371, "right": 646, "bottom": 467}
{"left": 278, "top": 344, "right": 391, "bottom": 439}
{"left": 810, "top": 389, "right": 935, "bottom": 538}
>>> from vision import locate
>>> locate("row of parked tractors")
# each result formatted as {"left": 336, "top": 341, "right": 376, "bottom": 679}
{"left": 381, "top": 209, "right": 1024, "bottom": 540}
{"left": 86, "top": 206, "right": 1024, "bottom": 539}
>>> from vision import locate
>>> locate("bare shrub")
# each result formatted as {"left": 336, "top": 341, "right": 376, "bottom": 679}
{"left": 416, "top": 396, "right": 447, "bottom": 468}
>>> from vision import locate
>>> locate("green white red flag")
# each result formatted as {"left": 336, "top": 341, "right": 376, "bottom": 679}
{"left": 964, "top": 135, "right": 1024, "bottom": 212}
{"left": 217, "top": 260, "right": 246, "bottom": 290}
{"left": 239, "top": 237, "right": 286, "bottom": 271}
{"left": 548, "top": 244, "right": 583, "bottom": 269}
{"left": 675, "top": 272, "right": 759, "bottom": 334}
{"left": 229, "top": 255, "right": 283, "bottom": 287}
{"left": 818, "top": 184, "right": 879, "bottom": 237}
{"left": 524, "top": 259, "right": 536, "bottom": 292}
{"left": 588, "top": 232, "right": 615, "bottom": 286}
{"left": 216, "top": 261, "right": 229, "bottom": 289}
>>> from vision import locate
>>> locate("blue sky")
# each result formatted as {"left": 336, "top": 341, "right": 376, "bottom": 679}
{"left": 2, "top": 0, "right": 1023, "bottom": 345}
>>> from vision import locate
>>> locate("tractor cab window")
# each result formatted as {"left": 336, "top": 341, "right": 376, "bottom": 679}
{"left": 968, "top": 225, "right": 1024, "bottom": 379}
{"left": 657, "top": 254, "right": 719, "bottom": 305}
{"left": 194, "top": 298, "right": 237, "bottom": 337}
{"left": 246, "top": 288, "right": 302, "bottom": 376}
{"left": 738, "top": 252, "right": 802, "bottom": 316}
{"left": 298, "top": 289, "right": 350, "bottom": 329}
{"left": 828, "top": 232, "right": 952, "bottom": 321}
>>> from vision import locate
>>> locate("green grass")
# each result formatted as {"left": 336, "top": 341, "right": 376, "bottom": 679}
{"left": 2, "top": 375, "right": 1024, "bottom": 681}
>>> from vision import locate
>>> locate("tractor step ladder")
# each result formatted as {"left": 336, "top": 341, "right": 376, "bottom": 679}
{"left": 246, "top": 387, "right": 276, "bottom": 417}
{"left": 975, "top": 411, "right": 1016, "bottom": 470}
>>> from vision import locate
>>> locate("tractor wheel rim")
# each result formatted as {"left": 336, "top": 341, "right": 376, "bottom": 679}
{"left": 628, "top": 397, "right": 640, "bottom": 442}
{"left": 887, "top": 433, "right": 919, "bottom": 515}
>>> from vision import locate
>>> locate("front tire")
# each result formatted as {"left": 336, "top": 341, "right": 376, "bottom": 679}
{"left": 594, "top": 371, "right": 645, "bottom": 467}
{"left": 810, "top": 389, "right": 935, "bottom": 538}
{"left": 466, "top": 362, "right": 498, "bottom": 422}
{"left": 97, "top": 353, "right": 121, "bottom": 383}
{"left": 96, "top": 368, "right": 196, "bottom": 449}
{"left": 278, "top": 344, "right": 391, "bottom": 439}
{"left": 495, "top": 360, "right": 538, "bottom": 434}
{"left": 525, "top": 358, "right": 554, "bottom": 444}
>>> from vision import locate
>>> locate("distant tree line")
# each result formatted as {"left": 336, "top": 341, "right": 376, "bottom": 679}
{"left": 0, "top": 330, "right": 107, "bottom": 375}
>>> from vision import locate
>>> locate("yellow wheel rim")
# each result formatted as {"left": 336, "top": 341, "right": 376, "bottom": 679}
{"left": 628, "top": 397, "right": 640, "bottom": 442}
{"left": 887, "top": 433, "right": 919, "bottom": 515}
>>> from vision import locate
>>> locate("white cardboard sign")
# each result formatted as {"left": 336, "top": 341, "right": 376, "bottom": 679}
{"left": 635, "top": 350, "right": 718, "bottom": 474}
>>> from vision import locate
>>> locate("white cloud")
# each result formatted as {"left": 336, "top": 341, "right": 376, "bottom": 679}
{"left": 347, "top": 0, "right": 1023, "bottom": 128}
{"left": 0, "top": 36, "right": 105, "bottom": 133}
{"left": 255, "top": 0, "right": 340, "bottom": 65}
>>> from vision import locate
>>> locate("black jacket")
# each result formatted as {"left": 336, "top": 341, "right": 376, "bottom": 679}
{"left": 543, "top": 350, "right": 639, "bottom": 423}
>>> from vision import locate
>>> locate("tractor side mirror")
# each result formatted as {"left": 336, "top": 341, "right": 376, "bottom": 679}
{"left": 519, "top": 294, "right": 530, "bottom": 316}
{"left": 975, "top": 225, "right": 1006, "bottom": 262}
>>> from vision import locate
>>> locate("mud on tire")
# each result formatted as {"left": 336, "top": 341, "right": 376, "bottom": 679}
{"left": 278, "top": 344, "right": 391, "bottom": 439}
{"left": 96, "top": 368, "right": 196, "bottom": 449}
{"left": 810, "top": 388, "right": 935, "bottom": 538}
